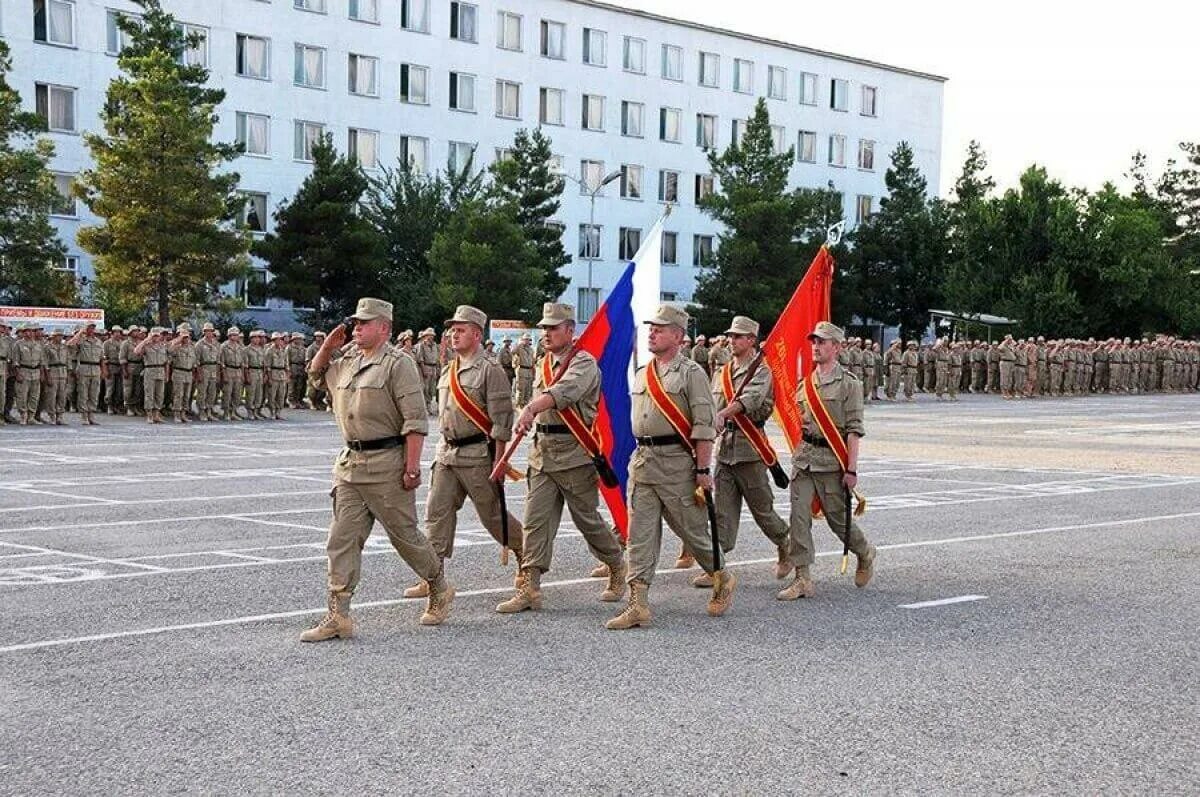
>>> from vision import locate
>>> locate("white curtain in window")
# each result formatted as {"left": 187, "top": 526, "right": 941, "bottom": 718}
{"left": 354, "top": 132, "right": 377, "bottom": 168}
{"left": 663, "top": 110, "right": 679, "bottom": 142}
{"left": 352, "top": 57, "right": 377, "bottom": 95}
{"left": 243, "top": 37, "right": 267, "bottom": 77}
{"left": 544, "top": 24, "right": 563, "bottom": 58}
{"left": 298, "top": 48, "right": 323, "bottom": 86}
{"left": 49, "top": 1, "right": 74, "bottom": 44}
{"left": 50, "top": 88, "right": 74, "bottom": 131}
{"left": 409, "top": 0, "right": 429, "bottom": 31}
{"left": 409, "top": 67, "right": 427, "bottom": 103}
{"left": 459, "top": 7, "right": 476, "bottom": 41}
{"left": 244, "top": 115, "right": 267, "bottom": 154}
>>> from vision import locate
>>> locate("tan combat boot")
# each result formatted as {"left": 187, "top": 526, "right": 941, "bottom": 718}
{"left": 606, "top": 580, "right": 650, "bottom": 630}
{"left": 54, "top": 414, "right": 65, "bottom": 426}
{"left": 590, "top": 562, "right": 610, "bottom": 578}
{"left": 598, "top": 560, "right": 626, "bottom": 602}
{"left": 19, "top": 412, "right": 28, "bottom": 426}
{"left": 496, "top": 567, "right": 542, "bottom": 613}
{"left": 706, "top": 571, "right": 737, "bottom": 617}
{"left": 300, "top": 591, "right": 354, "bottom": 642}
{"left": 673, "top": 544, "right": 695, "bottom": 570}
{"left": 175, "top": 411, "right": 184, "bottom": 424}
{"left": 403, "top": 579, "right": 429, "bottom": 599}
{"left": 689, "top": 571, "right": 714, "bottom": 588}
{"left": 774, "top": 543, "right": 792, "bottom": 580}
{"left": 420, "top": 575, "right": 456, "bottom": 626}
{"left": 854, "top": 545, "right": 877, "bottom": 588}
{"left": 776, "top": 566, "right": 815, "bottom": 601}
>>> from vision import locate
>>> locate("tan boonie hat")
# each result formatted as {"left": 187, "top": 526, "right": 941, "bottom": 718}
{"left": 537, "top": 302, "right": 575, "bottom": 328}
{"left": 445, "top": 305, "right": 487, "bottom": 331}
{"left": 398, "top": 328, "right": 413, "bottom": 341}
{"left": 227, "top": 326, "right": 241, "bottom": 336}
{"left": 314, "top": 330, "right": 325, "bottom": 337}
{"left": 111, "top": 325, "right": 124, "bottom": 333}
{"left": 176, "top": 323, "right": 191, "bottom": 334}
{"left": 291, "top": 332, "right": 304, "bottom": 340}
{"left": 270, "top": 331, "right": 284, "bottom": 340}
{"left": 351, "top": 297, "right": 393, "bottom": 323}
{"left": 250, "top": 329, "right": 266, "bottom": 338}
{"left": 644, "top": 303, "right": 689, "bottom": 331}
{"left": 420, "top": 327, "right": 435, "bottom": 338}
{"left": 808, "top": 321, "right": 845, "bottom": 343}
{"left": 724, "top": 316, "right": 760, "bottom": 336}
{"left": 201, "top": 322, "right": 215, "bottom": 332}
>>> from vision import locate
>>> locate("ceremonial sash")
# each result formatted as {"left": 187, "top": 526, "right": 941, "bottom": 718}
{"left": 802, "top": 369, "right": 867, "bottom": 518}
{"left": 720, "top": 363, "right": 779, "bottom": 467}
{"left": 449, "top": 357, "right": 522, "bottom": 480}
{"left": 644, "top": 360, "right": 695, "bottom": 454}
{"left": 541, "top": 355, "right": 603, "bottom": 460}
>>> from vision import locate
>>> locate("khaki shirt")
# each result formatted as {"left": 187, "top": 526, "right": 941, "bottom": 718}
{"left": 141, "top": 342, "right": 169, "bottom": 370}
{"left": 691, "top": 344, "right": 710, "bottom": 369}
{"left": 415, "top": 340, "right": 440, "bottom": 372}
{"left": 709, "top": 346, "right": 732, "bottom": 371}
{"left": 902, "top": 350, "right": 918, "bottom": 369}
{"left": 245, "top": 344, "right": 267, "bottom": 378}
{"left": 44, "top": 341, "right": 68, "bottom": 377}
{"left": 196, "top": 338, "right": 221, "bottom": 371}
{"left": 72, "top": 335, "right": 104, "bottom": 376}
{"left": 0, "top": 335, "right": 10, "bottom": 376}
{"left": 265, "top": 345, "right": 290, "bottom": 380}
{"left": 288, "top": 342, "right": 306, "bottom": 373}
{"left": 630, "top": 353, "right": 715, "bottom": 485}
{"left": 793, "top": 363, "right": 864, "bottom": 473}
{"left": 514, "top": 344, "right": 534, "bottom": 371}
{"left": 311, "top": 347, "right": 428, "bottom": 485}
{"left": 220, "top": 340, "right": 247, "bottom": 369}
{"left": 169, "top": 340, "right": 198, "bottom": 372}
{"left": 435, "top": 348, "right": 514, "bottom": 466}
{"left": 713, "top": 356, "right": 774, "bottom": 466}
{"left": 103, "top": 338, "right": 123, "bottom": 367}
{"left": 998, "top": 341, "right": 1016, "bottom": 362}
{"left": 529, "top": 350, "right": 601, "bottom": 473}
{"left": 885, "top": 347, "right": 903, "bottom": 368}
{"left": 119, "top": 338, "right": 144, "bottom": 369}
{"left": 15, "top": 339, "right": 44, "bottom": 370}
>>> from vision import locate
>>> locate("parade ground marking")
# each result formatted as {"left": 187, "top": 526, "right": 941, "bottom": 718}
{"left": 899, "top": 594, "right": 988, "bottom": 609}
{"left": 2, "top": 509, "right": 1197, "bottom": 655}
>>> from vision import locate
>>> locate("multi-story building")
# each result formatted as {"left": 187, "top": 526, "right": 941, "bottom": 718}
{"left": 6, "top": 0, "right": 945, "bottom": 328}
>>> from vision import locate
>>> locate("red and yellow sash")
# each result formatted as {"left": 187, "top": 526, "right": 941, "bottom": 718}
{"left": 645, "top": 359, "right": 695, "bottom": 454}
{"left": 720, "top": 362, "right": 780, "bottom": 467}
{"left": 541, "top": 355, "right": 603, "bottom": 459}
{"left": 802, "top": 367, "right": 866, "bottom": 518}
{"left": 449, "top": 357, "right": 522, "bottom": 480}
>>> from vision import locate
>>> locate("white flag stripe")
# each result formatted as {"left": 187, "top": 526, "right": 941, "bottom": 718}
{"left": 630, "top": 212, "right": 666, "bottom": 365}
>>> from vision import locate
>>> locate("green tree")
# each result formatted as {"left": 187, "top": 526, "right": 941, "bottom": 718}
{"left": 74, "top": 0, "right": 248, "bottom": 325}
{"left": 0, "top": 40, "right": 72, "bottom": 305}
{"left": 849, "top": 141, "right": 948, "bottom": 341}
{"left": 691, "top": 98, "right": 842, "bottom": 335}
{"left": 254, "top": 136, "right": 385, "bottom": 329}
{"left": 942, "top": 140, "right": 1000, "bottom": 317}
{"left": 490, "top": 128, "right": 570, "bottom": 303}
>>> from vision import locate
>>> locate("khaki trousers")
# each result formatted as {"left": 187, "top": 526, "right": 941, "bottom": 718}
{"left": 245, "top": 373, "right": 264, "bottom": 413}
{"left": 521, "top": 463, "right": 623, "bottom": 574}
{"left": 902, "top": 367, "right": 916, "bottom": 399}
{"left": 144, "top": 370, "right": 166, "bottom": 411}
{"left": 863, "top": 367, "right": 876, "bottom": 398}
{"left": 948, "top": 367, "right": 961, "bottom": 398}
{"left": 515, "top": 372, "right": 534, "bottom": 407}
{"left": 171, "top": 375, "right": 193, "bottom": 413}
{"left": 105, "top": 372, "right": 124, "bottom": 410}
{"left": 15, "top": 372, "right": 41, "bottom": 413}
{"left": 934, "top": 363, "right": 949, "bottom": 397}
{"left": 886, "top": 366, "right": 900, "bottom": 399}
{"left": 127, "top": 367, "right": 145, "bottom": 412}
{"left": 268, "top": 379, "right": 288, "bottom": 412}
{"left": 44, "top": 376, "right": 68, "bottom": 415}
{"left": 999, "top": 361, "right": 1015, "bottom": 393}
{"left": 76, "top": 374, "right": 101, "bottom": 413}
{"left": 787, "top": 468, "right": 870, "bottom": 566}
{"left": 715, "top": 459, "right": 788, "bottom": 554}
{"left": 197, "top": 369, "right": 219, "bottom": 412}
{"left": 0, "top": 366, "right": 6, "bottom": 415}
{"left": 425, "top": 462, "right": 524, "bottom": 560}
{"left": 626, "top": 478, "right": 715, "bottom": 585}
{"left": 326, "top": 482, "right": 441, "bottom": 594}
{"left": 222, "top": 375, "right": 243, "bottom": 416}
{"left": 289, "top": 372, "right": 306, "bottom": 406}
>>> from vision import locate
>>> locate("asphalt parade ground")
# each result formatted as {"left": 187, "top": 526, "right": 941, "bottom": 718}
{"left": 1, "top": 391, "right": 1197, "bottom": 794}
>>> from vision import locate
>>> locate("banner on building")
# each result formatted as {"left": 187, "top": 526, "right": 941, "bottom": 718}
{"left": 489, "top": 319, "right": 542, "bottom": 347}
{"left": 0, "top": 306, "right": 105, "bottom": 335}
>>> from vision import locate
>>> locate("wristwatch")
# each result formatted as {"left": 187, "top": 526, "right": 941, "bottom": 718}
{"left": 693, "top": 467, "right": 711, "bottom": 475}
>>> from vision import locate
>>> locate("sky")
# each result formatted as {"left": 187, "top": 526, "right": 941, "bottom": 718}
{"left": 627, "top": 0, "right": 1200, "bottom": 197}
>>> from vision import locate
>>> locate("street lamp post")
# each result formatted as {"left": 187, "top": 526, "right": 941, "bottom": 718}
{"left": 564, "top": 167, "right": 622, "bottom": 320}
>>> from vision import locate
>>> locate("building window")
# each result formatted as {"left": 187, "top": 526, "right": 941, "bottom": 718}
{"left": 581, "top": 93, "right": 604, "bottom": 131}
{"left": 658, "top": 169, "right": 679, "bottom": 203}
{"left": 578, "top": 224, "right": 601, "bottom": 259}
{"left": 661, "top": 231, "right": 678, "bottom": 265}
{"left": 240, "top": 191, "right": 268, "bottom": 233}
{"left": 618, "top": 227, "right": 642, "bottom": 260}
{"left": 495, "top": 80, "right": 521, "bottom": 119}
{"left": 660, "top": 291, "right": 677, "bottom": 302}
{"left": 349, "top": 0, "right": 379, "bottom": 23}
{"left": 797, "top": 130, "right": 816, "bottom": 163}
{"left": 540, "top": 20, "right": 565, "bottom": 59}
{"left": 399, "top": 135, "right": 428, "bottom": 173}
{"left": 582, "top": 28, "right": 606, "bottom": 66}
{"left": 294, "top": 0, "right": 326, "bottom": 13}
{"left": 856, "top": 195, "right": 873, "bottom": 225}
{"left": 623, "top": 36, "right": 645, "bottom": 74}
{"left": 449, "top": 2, "right": 477, "bottom": 42}
{"left": 449, "top": 71, "right": 476, "bottom": 112}
{"left": 770, "top": 124, "right": 786, "bottom": 155}
{"left": 105, "top": 10, "right": 138, "bottom": 55}
{"left": 733, "top": 58, "right": 753, "bottom": 94}
{"left": 348, "top": 128, "right": 378, "bottom": 169}
{"left": 497, "top": 11, "right": 521, "bottom": 51}
{"left": 767, "top": 66, "right": 787, "bottom": 100}
{"left": 539, "top": 87, "right": 564, "bottom": 125}
{"left": 34, "top": 83, "right": 75, "bottom": 132}
{"left": 799, "top": 72, "right": 818, "bottom": 105}
{"left": 236, "top": 112, "right": 270, "bottom": 156}
{"left": 830, "top": 78, "right": 849, "bottom": 111}
{"left": 177, "top": 23, "right": 209, "bottom": 68}
{"left": 494, "top": 147, "right": 513, "bottom": 164}
{"left": 58, "top": 255, "right": 80, "bottom": 275}
{"left": 580, "top": 159, "right": 605, "bottom": 194}
{"left": 696, "top": 113, "right": 717, "bottom": 150}
{"left": 620, "top": 164, "right": 642, "bottom": 199}
{"left": 448, "top": 141, "right": 476, "bottom": 175}
{"left": 400, "top": 64, "right": 429, "bottom": 104}
{"left": 693, "top": 235, "right": 714, "bottom": 266}
{"left": 659, "top": 107, "right": 681, "bottom": 143}
{"left": 243, "top": 267, "right": 269, "bottom": 309}
{"left": 577, "top": 287, "right": 600, "bottom": 322}
{"left": 49, "top": 173, "right": 77, "bottom": 217}
{"left": 694, "top": 173, "right": 714, "bottom": 203}
{"left": 698, "top": 51, "right": 719, "bottom": 87}
{"left": 548, "top": 155, "right": 565, "bottom": 175}
{"left": 293, "top": 121, "right": 325, "bottom": 161}
{"left": 829, "top": 134, "right": 847, "bottom": 167}
{"left": 348, "top": 54, "right": 378, "bottom": 97}
{"left": 236, "top": 34, "right": 270, "bottom": 79}
{"left": 862, "top": 85, "right": 878, "bottom": 117}
{"left": 620, "top": 101, "right": 643, "bottom": 138}
{"left": 858, "top": 139, "right": 875, "bottom": 171}
{"left": 34, "top": 0, "right": 75, "bottom": 46}
{"left": 731, "top": 119, "right": 746, "bottom": 148}
{"left": 400, "top": 0, "right": 429, "bottom": 32}
{"left": 294, "top": 44, "right": 326, "bottom": 89}
{"left": 661, "top": 44, "right": 682, "bottom": 81}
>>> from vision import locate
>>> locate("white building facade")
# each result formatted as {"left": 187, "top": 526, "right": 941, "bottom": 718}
{"left": 5, "top": 0, "right": 945, "bottom": 328}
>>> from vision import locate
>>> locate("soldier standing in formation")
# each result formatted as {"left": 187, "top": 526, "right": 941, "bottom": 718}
{"left": 884, "top": 339, "right": 903, "bottom": 400}
{"left": 135, "top": 328, "right": 170, "bottom": 424}
{"left": 103, "top": 326, "right": 125, "bottom": 415}
{"left": 902, "top": 341, "right": 919, "bottom": 401}
{"left": 512, "top": 333, "right": 535, "bottom": 409}
{"left": 194, "top": 323, "right": 221, "bottom": 421}
{"left": 286, "top": 332, "right": 307, "bottom": 409}
{"left": 68, "top": 322, "right": 105, "bottom": 425}
{"left": 265, "top": 332, "right": 290, "bottom": 419}
{"left": 244, "top": 330, "right": 268, "bottom": 419}
{"left": 120, "top": 326, "right": 146, "bottom": 416}
{"left": 13, "top": 324, "right": 45, "bottom": 424}
{"left": 691, "top": 334, "right": 710, "bottom": 375}
{"left": 947, "top": 341, "right": 963, "bottom": 401}
{"left": 0, "top": 321, "right": 10, "bottom": 423}
{"left": 167, "top": 324, "right": 197, "bottom": 423}
{"left": 220, "top": 327, "right": 247, "bottom": 421}
{"left": 42, "top": 330, "right": 69, "bottom": 425}
{"left": 304, "top": 331, "right": 328, "bottom": 410}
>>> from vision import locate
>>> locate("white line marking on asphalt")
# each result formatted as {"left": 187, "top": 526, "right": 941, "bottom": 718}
{"left": 0, "top": 541, "right": 168, "bottom": 572}
{"left": 0, "top": 486, "right": 121, "bottom": 504}
{"left": 0, "top": 489, "right": 330, "bottom": 514}
{"left": 899, "top": 595, "right": 988, "bottom": 609}
{"left": 3, "top": 509, "right": 1198, "bottom": 654}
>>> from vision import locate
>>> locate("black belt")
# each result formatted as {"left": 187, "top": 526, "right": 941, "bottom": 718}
{"left": 802, "top": 432, "right": 831, "bottom": 448}
{"left": 79, "top": 360, "right": 101, "bottom": 365}
{"left": 444, "top": 432, "right": 488, "bottom": 448}
{"left": 724, "top": 419, "right": 766, "bottom": 432}
{"left": 536, "top": 423, "right": 571, "bottom": 434}
{"left": 344, "top": 435, "right": 406, "bottom": 452}
{"left": 635, "top": 433, "right": 685, "bottom": 447}
{"left": 19, "top": 365, "right": 41, "bottom": 370}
